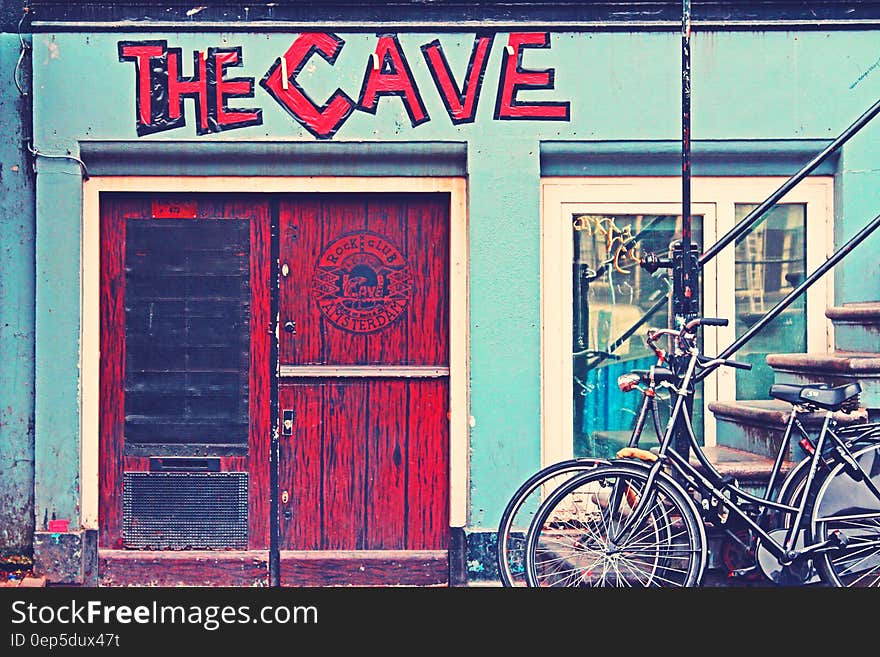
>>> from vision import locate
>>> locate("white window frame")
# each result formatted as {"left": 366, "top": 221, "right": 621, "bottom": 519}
{"left": 541, "top": 176, "right": 834, "bottom": 467}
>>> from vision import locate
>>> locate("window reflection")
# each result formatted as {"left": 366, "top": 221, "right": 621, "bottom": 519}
{"left": 572, "top": 214, "right": 703, "bottom": 458}
{"left": 734, "top": 204, "right": 807, "bottom": 400}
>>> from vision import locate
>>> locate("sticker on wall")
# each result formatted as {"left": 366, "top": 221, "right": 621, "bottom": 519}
{"left": 151, "top": 198, "right": 198, "bottom": 218}
{"left": 313, "top": 232, "right": 412, "bottom": 334}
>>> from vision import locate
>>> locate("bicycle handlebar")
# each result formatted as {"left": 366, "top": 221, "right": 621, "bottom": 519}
{"left": 697, "top": 317, "right": 728, "bottom": 327}
{"left": 697, "top": 354, "right": 752, "bottom": 371}
{"left": 684, "top": 316, "right": 728, "bottom": 331}
{"left": 645, "top": 317, "right": 731, "bottom": 362}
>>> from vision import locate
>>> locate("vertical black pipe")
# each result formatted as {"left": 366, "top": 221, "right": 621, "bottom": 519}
{"left": 675, "top": 0, "right": 694, "bottom": 465}
{"left": 679, "top": 0, "right": 695, "bottom": 321}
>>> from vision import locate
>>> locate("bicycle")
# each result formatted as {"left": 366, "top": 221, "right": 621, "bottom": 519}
{"left": 496, "top": 340, "right": 726, "bottom": 586}
{"left": 522, "top": 316, "right": 880, "bottom": 587}
{"left": 495, "top": 349, "right": 621, "bottom": 587}
{"left": 495, "top": 219, "right": 668, "bottom": 586}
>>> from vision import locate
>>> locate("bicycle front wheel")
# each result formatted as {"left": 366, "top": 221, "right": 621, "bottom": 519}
{"left": 496, "top": 458, "right": 609, "bottom": 586}
{"left": 812, "top": 442, "right": 880, "bottom": 587}
{"left": 524, "top": 462, "right": 707, "bottom": 587}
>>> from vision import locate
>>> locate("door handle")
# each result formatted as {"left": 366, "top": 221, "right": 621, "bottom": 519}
{"left": 284, "top": 321, "right": 296, "bottom": 334}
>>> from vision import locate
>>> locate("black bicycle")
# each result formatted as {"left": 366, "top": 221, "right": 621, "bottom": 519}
{"left": 495, "top": 350, "right": 622, "bottom": 586}
{"left": 522, "top": 317, "right": 880, "bottom": 587}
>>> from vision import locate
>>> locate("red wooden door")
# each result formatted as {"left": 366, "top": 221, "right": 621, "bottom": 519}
{"left": 98, "top": 194, "right": 271, "bottom": 584}
{"left": 277, "top": 193, "right": 450, "bottom": 586}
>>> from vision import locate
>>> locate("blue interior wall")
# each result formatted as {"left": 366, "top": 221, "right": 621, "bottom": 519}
{"left": 27, "top": 28, "right": 880, "bottom": 535}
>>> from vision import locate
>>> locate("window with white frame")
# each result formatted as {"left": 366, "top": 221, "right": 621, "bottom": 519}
{"left": 541, "top": 177, "right": 833, "bottom": 467}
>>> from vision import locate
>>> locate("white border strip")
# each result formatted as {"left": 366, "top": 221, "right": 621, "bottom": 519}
{"left": 279, "top": 365, "right": 450, "bottom": 378}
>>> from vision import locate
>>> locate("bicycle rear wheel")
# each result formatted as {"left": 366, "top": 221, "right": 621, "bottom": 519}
{"left": 496, "top": 459, "right": 608, "bottom": 586}
{"left": 812, "top": 443, "right": 880, "bottom": 587}
{"left": 524, "top": 462, "right": 707, "bottom": 587}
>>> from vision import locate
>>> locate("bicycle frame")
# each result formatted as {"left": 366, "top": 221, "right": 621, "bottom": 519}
{"left": 617, "top": 332, "right": 880, "bottom": 568}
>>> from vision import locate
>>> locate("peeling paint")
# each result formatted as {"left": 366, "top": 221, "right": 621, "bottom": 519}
{"left": 0, "top": 34, "right": 36, "bottom": 558}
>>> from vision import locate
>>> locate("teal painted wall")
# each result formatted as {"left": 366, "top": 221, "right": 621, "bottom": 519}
{"left": 29, "top": 28, "right": 880, "bottom": 534}
{"left": 0, "top": 33, "right": 35, "bottom": 554}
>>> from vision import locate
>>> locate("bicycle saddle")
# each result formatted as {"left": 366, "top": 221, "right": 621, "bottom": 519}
{"left": 769, "top": 382, "right": 862, "bottom": 411}
{"left": 631, "top": 367, "right": 678, "bottom": 385}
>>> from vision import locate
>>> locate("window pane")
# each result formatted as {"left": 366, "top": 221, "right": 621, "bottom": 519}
{"left": 733, "top": 203, "right": 807, "bottom": 400}
{"left": 572, "top": 214, "right": 703, "bottom": 458}
{"left": 124, "top": 218, "right": 251, "bottom": 453}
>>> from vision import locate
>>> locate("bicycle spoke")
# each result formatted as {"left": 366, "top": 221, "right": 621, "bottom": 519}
{"left": 527, "top": 466, "right": 705, "bottom": 587}
{"left": 826, "top": 533, "right": 880, "bottom": 585}
{"left": 830, "top": 553, "right": 880, "bottom": 586}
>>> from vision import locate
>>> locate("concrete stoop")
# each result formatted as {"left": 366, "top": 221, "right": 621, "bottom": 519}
{"left": 769, "top": 301, "right": 880, "bottom": 409}
{"left": 766, "top": 351, "right": 880, "bottom": 419}
{"left": 593, "top": 428, "right": 793, "bottom": 495}
{"left": 825, "top": 301, "right": 880, "bottom": 353}
{"left": 706, "top": 299, "right": 880, "bottom": 484}
{"left": 709, "top": 398, "right": 868, "bottom": 461}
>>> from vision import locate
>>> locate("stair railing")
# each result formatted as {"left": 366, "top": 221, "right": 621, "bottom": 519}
{"left": 586, "top": 95, "right": 880, "bottom": 373}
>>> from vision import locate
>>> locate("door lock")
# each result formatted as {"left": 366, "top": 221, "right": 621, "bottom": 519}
{"left": 282, "top": 409, "right": 294, "bottom": 435}
{"left": 284, "top": 321, "right": 296, "bottom": 334}
{"left": 281, "top": 490, "right": 289, "bottom": 505}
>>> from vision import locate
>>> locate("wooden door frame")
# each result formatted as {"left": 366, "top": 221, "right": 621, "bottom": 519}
{"left": 80, "top": 176, "right": 469, "bottom": 584}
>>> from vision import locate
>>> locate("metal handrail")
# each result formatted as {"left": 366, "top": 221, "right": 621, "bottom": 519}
{"left": 586, "top": 95, "right": 880, "bottom": 369}
{"left": 699, "top": 96, "right": 880, "bottom": 268}
{"left": 707, "top": 212, "right": 880, "bottom": 370}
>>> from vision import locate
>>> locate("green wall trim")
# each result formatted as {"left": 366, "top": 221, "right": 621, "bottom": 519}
{"left": 79, "top": 141, "right": 468, "bottom": 177}
{"left": 540, "top": 139, "right": 840, "bottom": 177}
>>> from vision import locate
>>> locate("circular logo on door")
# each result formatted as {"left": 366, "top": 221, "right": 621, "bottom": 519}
{"left": 312, "top": 232, "right": 412, "bottom": 333}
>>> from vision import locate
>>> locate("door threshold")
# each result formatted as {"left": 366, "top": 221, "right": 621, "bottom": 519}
{"left": 279, "top": 550, "right": 449, "bottom": 587}
{"left": 98, "top": 549, "right": 269, "bottom": 587}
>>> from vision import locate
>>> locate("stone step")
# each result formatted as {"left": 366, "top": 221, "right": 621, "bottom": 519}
{"left": 708, "top": 398, "right": 868, "bottom": 461}
{"left": 766, "top": 351, "right": 880, "bottom": 418}
{"left": 826, "top": 301, "right": 880, "bottom": 354}
{"left": 590, "top": 428, "right": 792, "bottom": 495}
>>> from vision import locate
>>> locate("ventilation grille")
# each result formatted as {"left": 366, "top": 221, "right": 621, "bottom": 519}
{"left": 123, "top": 472, "right": 248, "bottom": 549}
